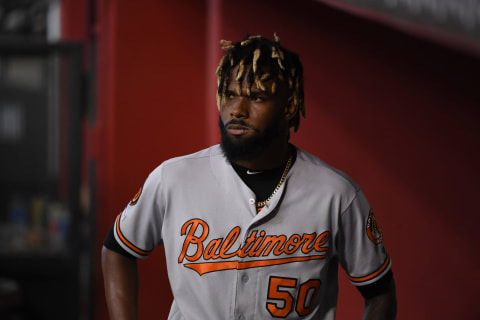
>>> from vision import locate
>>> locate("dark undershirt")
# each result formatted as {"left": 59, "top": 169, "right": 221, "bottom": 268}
{"left": 103, "top": 145, "right": 393, "bottom": 298}
{"left": 230, "top": 144, "right": 297, "bottom": 205}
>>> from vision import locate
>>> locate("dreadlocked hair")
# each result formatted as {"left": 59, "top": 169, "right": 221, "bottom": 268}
{"left": 216, "top": 33, "right": 305, "bottom": 132}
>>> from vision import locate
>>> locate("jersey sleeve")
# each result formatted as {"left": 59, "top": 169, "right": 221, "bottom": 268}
{"left": 337, "top": 189, "right": 391, "bottom": 286}
{"left": 113, "top": 165, "right": 165, "bottom": 259}
{"left": 103, "top": 224, "right": 136, "bottom": 259}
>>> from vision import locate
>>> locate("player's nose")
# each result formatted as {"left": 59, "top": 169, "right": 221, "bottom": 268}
{"left": 230, "top": 96, "right": 249, "bottom": 119}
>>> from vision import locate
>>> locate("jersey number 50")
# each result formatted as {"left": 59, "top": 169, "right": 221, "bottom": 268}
{"left": 266, "top": 276, "right": 321, "bottom": 318}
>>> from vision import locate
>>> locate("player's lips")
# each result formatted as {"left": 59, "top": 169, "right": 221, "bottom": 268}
{"left": 226, "top": 124, "right": 251, "bottom": 135}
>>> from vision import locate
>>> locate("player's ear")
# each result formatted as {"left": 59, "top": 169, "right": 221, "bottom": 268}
{"left": 284, "top": 96, "right": 296, "bottom": 121}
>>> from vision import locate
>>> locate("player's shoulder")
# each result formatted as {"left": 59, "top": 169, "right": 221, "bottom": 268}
{"left": 148, "top": 145, "right": 222, "bottom": 180}
{"left": 161, "top": 144, "right": 222, "bottom": 169}
{"left": 293, "top": 146, "right": 361, "bottom": 197}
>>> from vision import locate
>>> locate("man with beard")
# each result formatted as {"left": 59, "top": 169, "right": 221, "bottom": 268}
{"left": 102, "top": 34, "right": 397, "bottom": 320}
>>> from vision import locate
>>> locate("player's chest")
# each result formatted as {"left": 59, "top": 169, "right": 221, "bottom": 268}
{"left": 163, "top": 192, "right": 337, "bottom": 272}
{"left": 163, "top": 206, "right": 336, "bottom": 320}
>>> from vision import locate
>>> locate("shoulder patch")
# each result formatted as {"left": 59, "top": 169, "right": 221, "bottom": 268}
{"left": 366, "top": 210, "right": 383, "bottom": 245}
{"left": 129, "top": 187, "right": 142, "bottom": 206}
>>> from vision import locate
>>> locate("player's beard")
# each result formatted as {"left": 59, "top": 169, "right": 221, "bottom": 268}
{"left": 219, "top": 114, "right": 282, "bottom": 162}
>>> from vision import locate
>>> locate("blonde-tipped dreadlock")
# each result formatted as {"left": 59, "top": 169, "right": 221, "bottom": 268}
{"left": 220, "top": 40, "right": 234, "bottom": 51}
{"left": 215, "top": 33, "right": 305, "bottom": 132}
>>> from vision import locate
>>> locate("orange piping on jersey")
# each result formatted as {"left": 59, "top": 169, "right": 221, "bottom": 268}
{"left": 184, "top": 255, "right": 327, "bottom": 276}
{"left": 115, "top": 214, "right": 151, "bottom": 256}
{"left": 348, "top": 255, "right": 390, "bottom": 283}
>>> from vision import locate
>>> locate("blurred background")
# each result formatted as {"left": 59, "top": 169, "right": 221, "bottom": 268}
{"left": 0, "top": 0, "right": 478, "bottom": 319}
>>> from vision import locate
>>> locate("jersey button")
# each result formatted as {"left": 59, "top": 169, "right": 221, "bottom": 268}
{"left": 241, "top": 274, "right": 249, "bottom": 283}
{"left": 249, "top": 198, "right": 255, "bottom": 205}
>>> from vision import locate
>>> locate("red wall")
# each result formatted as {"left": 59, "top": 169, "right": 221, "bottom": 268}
{"left": 93, "top": 1, "right": 207, "bottom": 319}
{"left": 89, "top": 0, "right": 480, "bottom": 319}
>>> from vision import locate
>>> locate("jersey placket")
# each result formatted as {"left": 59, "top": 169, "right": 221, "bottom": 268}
{"left": 233, "top": 253, "right": 260, "bottom": 320}
{"left": 230, "top": 193, "right": 259, "bottom": 320}
{"left": 232, "top": 178, "right": 289, "bottom": 320}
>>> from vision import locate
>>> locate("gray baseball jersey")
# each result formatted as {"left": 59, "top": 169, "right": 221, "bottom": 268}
{"left": 113, "top": 145, "right": 390, "bottom": 320}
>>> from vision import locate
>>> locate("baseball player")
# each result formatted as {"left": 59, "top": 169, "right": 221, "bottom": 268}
{"left": 102, "top": 34, "right": 396, "bottom": 319}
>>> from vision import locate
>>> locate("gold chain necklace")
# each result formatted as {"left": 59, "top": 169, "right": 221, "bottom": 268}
{"left": 256, "top": 154, "right": 293, "bottom": 208}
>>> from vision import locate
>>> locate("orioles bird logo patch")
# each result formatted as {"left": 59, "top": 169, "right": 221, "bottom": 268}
{"left": 366, "top": 210, "right": 383, "bottom": 245}
{"left": 129, "top": 187, "right": 142, "bottom": 206}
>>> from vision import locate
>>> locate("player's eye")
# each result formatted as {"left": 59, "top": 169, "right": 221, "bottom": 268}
{"left": 251, "top": 95, "right": 265, "bottom": 103}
